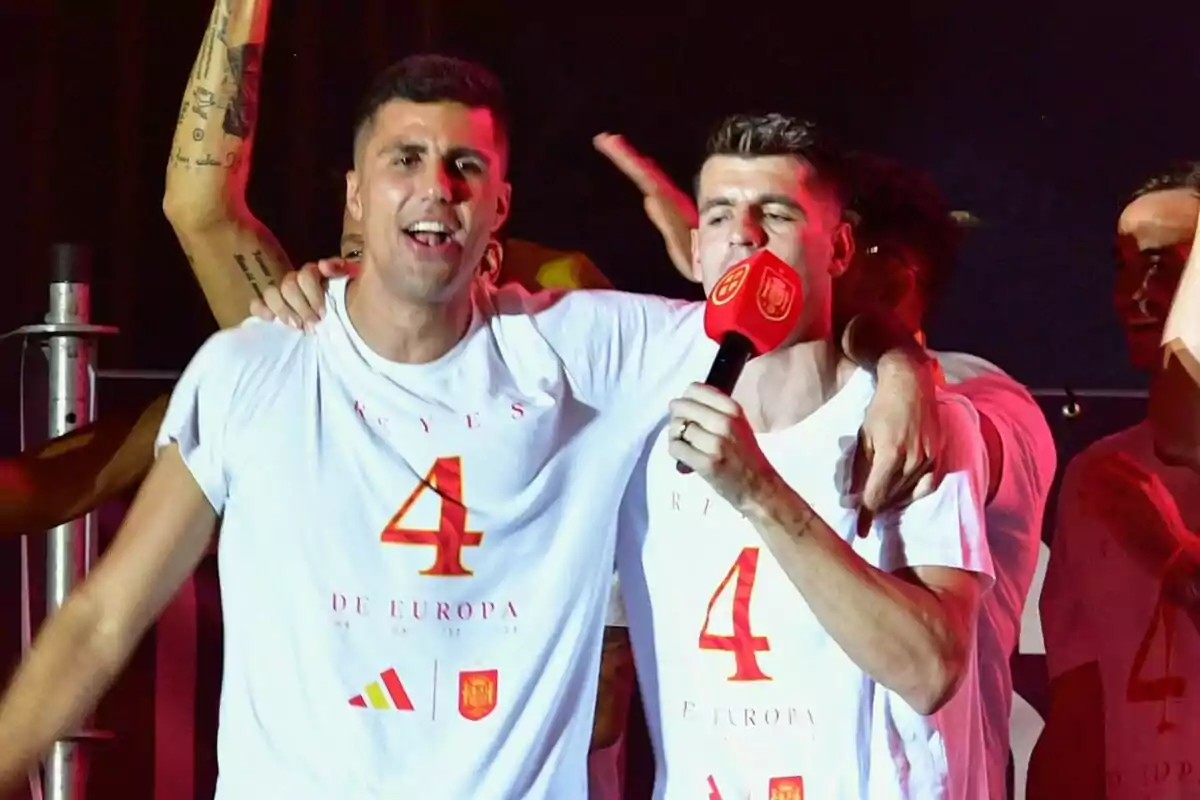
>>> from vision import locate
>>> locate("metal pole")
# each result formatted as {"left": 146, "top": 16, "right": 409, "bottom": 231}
{"left": 17, "top": 244, "right": 119, "bottom": 800}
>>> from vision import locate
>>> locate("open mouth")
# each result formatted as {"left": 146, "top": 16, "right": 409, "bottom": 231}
{"left": 404, "top": 220, "right": 456, "bottom": 249}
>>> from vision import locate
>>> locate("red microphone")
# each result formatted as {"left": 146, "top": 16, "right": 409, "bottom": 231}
{"left": 677, "top": 250, "right": 804, "bottom": 474}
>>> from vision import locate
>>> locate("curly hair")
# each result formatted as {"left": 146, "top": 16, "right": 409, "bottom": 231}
{"left": 843, "top": 152, "right": 961, "bottom": 308}
{"left": 1127, "top": 161, "right": 1200, "bottom": 203}
{"left": 702, "top": 113, "right": 847, "bottom": 205}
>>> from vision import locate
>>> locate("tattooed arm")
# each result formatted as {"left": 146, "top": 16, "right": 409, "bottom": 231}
{"left": 162, "top": 0, "right": 290, "bottom": 329}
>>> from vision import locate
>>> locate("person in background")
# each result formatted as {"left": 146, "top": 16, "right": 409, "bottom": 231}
{"left": 1032, "top": 164, "right": 1200, "bottom": 800}
{"left": 1150, "top": 171, "right": 1200, "bottom": 470}
{"left": 838, "top": 153, "right": 1056, "bottom": 800}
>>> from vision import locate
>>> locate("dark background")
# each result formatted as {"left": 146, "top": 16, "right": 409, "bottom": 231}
{"left": 0, "top": 0, "right": 1197, "bottom": 797}
{"left": 3, "top": 0, "right": 1199, "bottom": 393}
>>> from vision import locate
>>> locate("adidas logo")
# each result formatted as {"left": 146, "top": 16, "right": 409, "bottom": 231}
{"left": 348, "top": 667, "right": 414, "bottom": 711}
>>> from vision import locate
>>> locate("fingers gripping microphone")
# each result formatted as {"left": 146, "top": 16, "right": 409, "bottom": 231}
{"left": 676, "top": 250, "right": 804, "bottom": 474}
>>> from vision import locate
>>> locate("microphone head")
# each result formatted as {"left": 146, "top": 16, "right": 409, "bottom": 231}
{"left": 703, "top": 250, "right": 804, "bottom": 356}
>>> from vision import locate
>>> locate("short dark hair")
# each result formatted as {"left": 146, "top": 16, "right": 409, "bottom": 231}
{"left": 352, "top": 54, "right": 509, "bottom": 163}
{"left": 1127, "top": 161, "right": 1200, "bottom": 204}
{"left": 701, "top": 113, "right": 847, "bottom": 206}
{"left": 844, "top": 152, "right": 961, "bottom": 307}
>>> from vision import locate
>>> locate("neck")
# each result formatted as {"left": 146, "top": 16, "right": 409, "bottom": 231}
{"left": 732, "top": 337, "right": 846, "bottom": 433}
{"left": 344, "top": 270, "right": 474, "bottom": 364}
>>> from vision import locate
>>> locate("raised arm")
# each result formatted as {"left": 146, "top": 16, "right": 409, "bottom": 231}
{"left": 0, "top": 394, "right": 168, "bottom": 539}
{"left": 1150, "top": 206, "right": 1200, "bottom": 469}
{"left": 0, "top": 445, "right": 216, "bottom": 792}
{"left": 162, "top": 0, "right": 290, "bottom": 329}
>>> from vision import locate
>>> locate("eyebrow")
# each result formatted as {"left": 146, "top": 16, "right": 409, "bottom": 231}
{"left": 378, "top": 140, "right": 493, "bottom": 167}
{"left": 698, "top": 194, "right": 805, "bottom": 214}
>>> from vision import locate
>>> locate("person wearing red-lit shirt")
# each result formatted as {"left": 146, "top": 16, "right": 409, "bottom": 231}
{"left": 1032, "top": 164, "right": 1200, "bottom": 800}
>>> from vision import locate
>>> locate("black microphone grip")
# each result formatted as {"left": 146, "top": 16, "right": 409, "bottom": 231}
{"left": 676, "top": 332, "right": 756, "bottom": 474}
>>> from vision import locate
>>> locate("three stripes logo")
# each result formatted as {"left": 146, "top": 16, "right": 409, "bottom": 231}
{"left": 348, "top": 667, "right": 415, "bottom": 711}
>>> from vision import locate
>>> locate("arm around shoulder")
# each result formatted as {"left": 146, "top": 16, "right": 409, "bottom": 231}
{"left": 883, "top": 394, "right": 992, "bottom": 580}
{"left": 879, "top": 395, "right": 993, "bottom": 712}
{"left": 522, "top": 289, "right": 701, "bottom": 406}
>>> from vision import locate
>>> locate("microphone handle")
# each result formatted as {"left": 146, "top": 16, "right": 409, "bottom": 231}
{"left": 677, "top": 332, "right": 756, "bottom": 474}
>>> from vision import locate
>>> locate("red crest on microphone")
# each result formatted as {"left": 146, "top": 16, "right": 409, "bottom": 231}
{"left": 756, "top": 264, "right": 797, "bottom": 322}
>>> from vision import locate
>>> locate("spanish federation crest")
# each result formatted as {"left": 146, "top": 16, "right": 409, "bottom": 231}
{"left": 458, "top": 669, "right": 498, "bottom": 721}
{"left": 756, "top": 265, "right": 796, "bottom": 322}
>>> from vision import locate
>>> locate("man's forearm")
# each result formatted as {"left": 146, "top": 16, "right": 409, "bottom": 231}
{"left": 0, "top": 394, "right": 166, "bottom": 538}
{"left": 0, "top": 594, "right": 125, "bottom": 792}
{"left": 164, "top": 0, "right": 290, "bottom": 328}
{"left": 743, "top": 478, "right": 972, "bottom": 714}
{"left": 840, "top": 309, "right": 931, "bottom": 371}
{"left": 164, "top": 0, "right": 268, "bottom": 224}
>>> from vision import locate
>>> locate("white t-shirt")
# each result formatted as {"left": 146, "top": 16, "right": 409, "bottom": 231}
{"left": 1041, "top": 422, "right": 1200, "bottom": 800}
{"left": 156, "top": 277, "right": 704, "bottom": 799}
{"left": 934, "top": 350, "right": 1057, "bottom": 800}
{"left": 617, "top": 366, "right": 994, "bottom": 800}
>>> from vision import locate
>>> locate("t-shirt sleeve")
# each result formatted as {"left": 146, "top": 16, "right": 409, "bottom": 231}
{"left": 526, "top": 290, "right": 705, "bottom": 408}
{"left": 1040, "top": 459, "right": 1100, "bottom": 678}
{"left": 960, "top": 373, "right": 1057, "bottom": 515}
{"left": 154, "top": 328, "right": 252, "bottom": 515}
{"left": 875, "top": 394, "right": 994, "bottom": 584}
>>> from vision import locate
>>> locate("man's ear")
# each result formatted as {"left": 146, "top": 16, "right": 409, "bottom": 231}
{"left": 346, "top": 170, "right": 363, "bottom": 223}
{"left": 829, "top": 220, "right": 855, "bottom": 278}
{"left": 492, "top": 182, "right": 513, "bottom": 233}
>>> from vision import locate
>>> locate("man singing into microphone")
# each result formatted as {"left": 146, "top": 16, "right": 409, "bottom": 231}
{"left": 617, "top": 114, "right": 993, "bottom": 798}
{"left": 595, "top": 135, "right": 1053, "bottom": 799}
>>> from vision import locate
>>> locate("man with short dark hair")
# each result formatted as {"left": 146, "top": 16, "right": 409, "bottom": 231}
{"left": 0, "top": 54, "right": 696, "bottom": 798}
{"left": 596, "top": 137, "right": 1055, "bottom": 799}
{"left": 1033, "top": 164, "right": 1200, "bottom": 800}
{"left": 619, "top": 114, "right": 993, "bottom": 798}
